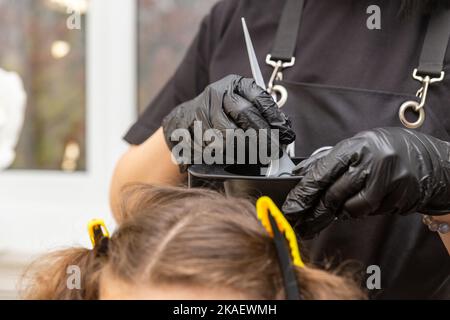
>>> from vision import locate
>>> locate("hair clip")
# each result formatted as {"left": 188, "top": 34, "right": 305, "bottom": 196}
{"left": 256, "top": 196, "right": 304, "bottom": 268}
{"left": 87, "top": 219, "right": 110, "bottom": 249}
{"left": 256, "top": 196, "right": 304, "bottom": 300}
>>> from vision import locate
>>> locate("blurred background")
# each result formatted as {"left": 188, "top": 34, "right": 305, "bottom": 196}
{"left": 0, "top": 0, "right": 217, "bottom": 298}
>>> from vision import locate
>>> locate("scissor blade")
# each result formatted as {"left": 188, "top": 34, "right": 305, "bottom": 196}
{"left": 242, "top": 18, "right": 295, "bottom": 177}
{"left": 242, "top": 18, "right": 266, "bottom": 90}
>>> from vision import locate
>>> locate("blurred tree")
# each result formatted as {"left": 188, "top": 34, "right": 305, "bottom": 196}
{"left": 0, "top": 0, "right": 86, "bottom": 171}
{"left": 138, "top": 0, "right": 217, "bottom": 112}
{"left": 0, "top": 0, "right": 216, "bottom": 170}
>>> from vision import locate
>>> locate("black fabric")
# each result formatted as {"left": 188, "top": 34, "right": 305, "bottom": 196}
{"left": 125, "top": 0, "right": 450, "bottom": 145}
{"left": 126, "top": 0, "right": 450, "bottom": 299}
{"left": 270, "top": 0, "right": 305, "bottom": 62}
{"left": 276, "top": 80, "right": 450, "bottom": 300}
{"left": 279, "top": 80, "right": 450, "bottom": 157}
{"left": 268, "top": 214, "right": 301, "bottom": 300}
{"left": 417, "top": 8, "right": 450, "bottom": 76}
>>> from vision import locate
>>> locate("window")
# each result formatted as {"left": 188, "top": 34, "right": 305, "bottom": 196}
{"left": 0, "top": 0, "right": 136, "bottom": 253}
{"left": 0, "top": 0, "right": 217, "bottom": 255}
{"left": 137, "top": 0, "right": 217, "bottom": 112}
{"left": 0, "top": 0, "right": 87, "bottom": 171}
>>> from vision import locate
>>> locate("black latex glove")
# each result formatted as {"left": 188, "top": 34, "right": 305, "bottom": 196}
{"left": 282, "top": 127, "right": 450, "bottom": 239}
{"left": 162, "top": 75, "right": 295, "bottom": 170}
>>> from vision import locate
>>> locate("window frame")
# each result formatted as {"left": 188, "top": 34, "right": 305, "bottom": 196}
{"left": 0, "top": 0, "right": 137, "bottom": 253}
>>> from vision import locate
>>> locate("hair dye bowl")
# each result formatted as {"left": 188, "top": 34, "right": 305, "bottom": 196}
{"left": 188, "top": 160, "right": 304, "bottom": 208}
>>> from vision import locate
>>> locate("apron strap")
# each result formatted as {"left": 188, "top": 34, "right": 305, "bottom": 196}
{"left": 417, "top": 8, "right": 450, "bottom": 77}
{"left": 270, "top": 1, "right": 449, "bottom": 77}
{"left": 269, "top": 0, "right": 305, "bottom": 62}
{"left": 401, "top": 8, "right": 449, "bottom": 129}
{"left": 266, "top": 0, "right": 305, "bottom": 111}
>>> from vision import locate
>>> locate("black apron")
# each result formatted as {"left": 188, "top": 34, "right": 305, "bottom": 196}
{"left": 270, "top": 0, "right": 450, "bottom": 299}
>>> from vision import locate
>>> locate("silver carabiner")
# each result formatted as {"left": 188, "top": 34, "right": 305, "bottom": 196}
{"left": 271, "top": 85, "right": 289, "bottom": 108}
{"left": 399, "top": 100, "right": 426, "bottom": 129}
{"left": 266, "top": 55, "right": 295, "bottom": 108}
{"left": 399, "top": 69, "right": 445, "bottom": 129}
{"left": 413, "top": 69, "right": 444, "bottom": 110}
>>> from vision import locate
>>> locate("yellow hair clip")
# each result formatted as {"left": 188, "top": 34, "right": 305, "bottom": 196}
{"left": 87, "top": 219, "right": 110, "bottom": 249}
{"left": 256, "top": 196, "right": 304, "bottom": 268}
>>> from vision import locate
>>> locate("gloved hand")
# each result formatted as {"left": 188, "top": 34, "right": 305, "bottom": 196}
{"left": 282, "top": 127, "right": 450, "bottom": 239}
{"left": 162, "top": 75, "right": 295, "bottom": 170}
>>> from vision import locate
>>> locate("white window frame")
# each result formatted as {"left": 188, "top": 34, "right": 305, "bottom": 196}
{"left": 0, "top": 0, "right": 137, "bottom": 254}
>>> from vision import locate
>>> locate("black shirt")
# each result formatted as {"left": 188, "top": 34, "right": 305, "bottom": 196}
{"left": 125, "top": 0, "right": 450, "bottom": 299}
{"left": 125, "top": 0, "right": 450, "bottom": 144}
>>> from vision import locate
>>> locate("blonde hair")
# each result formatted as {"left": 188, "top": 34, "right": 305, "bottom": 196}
{"left": 22, "top": 185, "right": 367, "bottom": 300}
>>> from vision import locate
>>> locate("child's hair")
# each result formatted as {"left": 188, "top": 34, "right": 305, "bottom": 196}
{"left": 21, "top": 185, "right": 366, "bottom": 300}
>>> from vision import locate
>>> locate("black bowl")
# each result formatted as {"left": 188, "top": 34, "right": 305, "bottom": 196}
{"left": 188, "top": 160, "right": 303, "bottom": 208}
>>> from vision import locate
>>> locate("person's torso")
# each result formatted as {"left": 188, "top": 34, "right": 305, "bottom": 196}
{"left": 206, "top": 0, "right": 450, "bottom": 299}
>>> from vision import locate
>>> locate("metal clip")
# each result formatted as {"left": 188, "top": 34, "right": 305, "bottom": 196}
{"left": 88, "top": 219, "right": 110, "bottom": 249}
{"left": 413, "top": 69, "right": 445, "bottom": 110}
{"left": 399, "top": 69, "right": 445, "bottom": 129}
{"left": 266, "top": 55, "right": 295, "bottom": 108}
{"left": 256, "top": 196, "right": 304, "bottom": 268}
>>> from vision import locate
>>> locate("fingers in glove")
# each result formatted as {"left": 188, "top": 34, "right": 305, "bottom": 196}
{"left": 311, "top": 167, "right": 368, "bottom": 220}
{"left": 292, "top": 147, "right": 333, "bottom": 176}
{"left": 342, "top": 190, "right": 382, "bottom": 219}
{"left": 224, "top": 89, "right": 281, "bottom": 159}
{"left": 287, "top": 167, "right": 367, "bottom": 239}
{"left": 284, "top": 136, "right": 369, "bottom": 214}
{"left": 223, "top": 93, "right": 271, "bottom": 131}
{"left": 236, "top": 78, "right": 295, "bottom": 145}
{"left": 283, "top": 153, "right": 353, "bottom": 215}
{"left": 351, "top": 174, "right": 420, "bottom": 217}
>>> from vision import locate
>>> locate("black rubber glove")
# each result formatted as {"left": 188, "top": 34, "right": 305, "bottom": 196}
{"left": 282, "top": 127, "right": 450, "bottom": 239}
{"left": 162, "top": 75, "right": 295, "bottom": 170}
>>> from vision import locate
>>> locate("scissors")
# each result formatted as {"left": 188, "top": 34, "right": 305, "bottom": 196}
{"left": 241, "top": 18, "right": 296, "bottom": 177}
